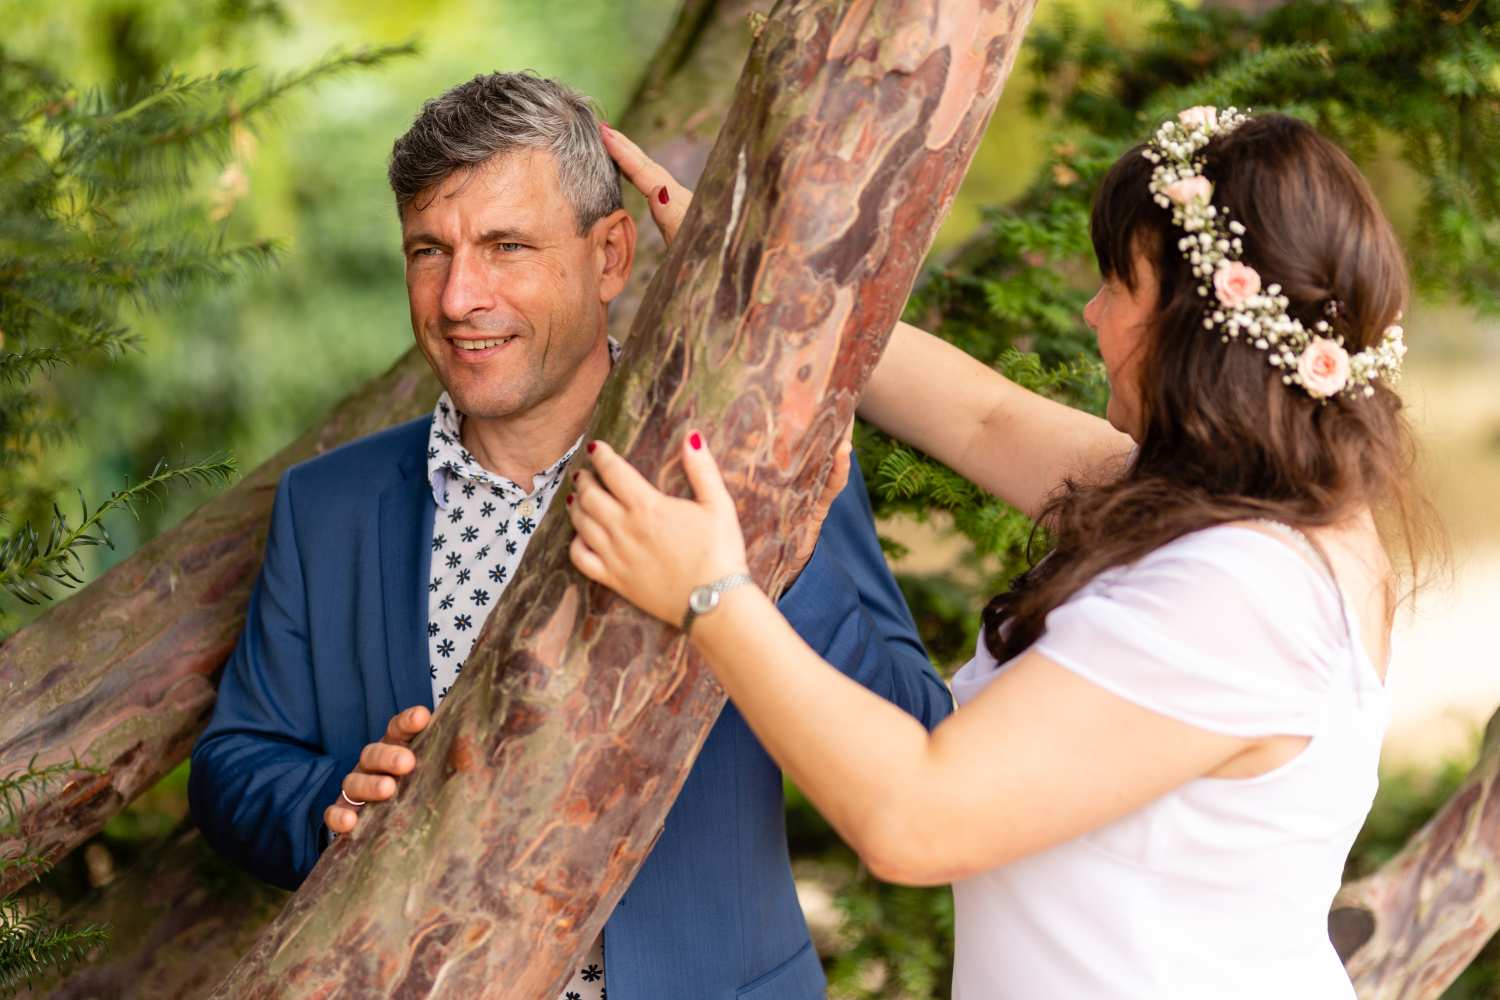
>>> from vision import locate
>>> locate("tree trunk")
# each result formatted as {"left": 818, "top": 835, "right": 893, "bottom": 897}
{"left": 0, "top": 0, "right": 746, "bottom": 895}
{"left": 14, "top": 826, "right": 288, "bottom": 1000}
{"left": 209, "top": 2, "right": 1031, "bottom": 997}
{"left": 1331, "top": 706, "right": 1500, "bottom": 999}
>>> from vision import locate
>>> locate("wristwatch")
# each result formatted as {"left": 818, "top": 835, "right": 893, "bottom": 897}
{"left": 681, "top": 573, "right": 754, "bottom": 631}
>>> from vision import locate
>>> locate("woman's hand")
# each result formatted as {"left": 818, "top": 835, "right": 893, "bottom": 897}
{"left": 600, "top": 123, "right": 693, "bottom": 246}
{"left": 567, "top": 432, "right": 750, "bottom": 628}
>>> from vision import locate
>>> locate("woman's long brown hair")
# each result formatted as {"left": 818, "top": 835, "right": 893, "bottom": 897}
{"left": 983, "top": 113, "right": 1440, "bottom": 664}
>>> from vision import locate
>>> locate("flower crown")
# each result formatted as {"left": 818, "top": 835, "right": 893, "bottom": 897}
{"left": 1143, "top": 106, "right": 1406, "bottom": 400}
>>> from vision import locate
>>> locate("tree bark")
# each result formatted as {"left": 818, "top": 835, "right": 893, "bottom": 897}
{"left": 14, "top": 827, "right": 288, "bottom": 1000}
{"left": 1331, "top": 707, "right": 1500, "bottom": 999}
{"left": 209, "top": 2, "right": 1032, "bottom": 997}
{"left": 0, "top": 0, "right": 748, "bottom": 894}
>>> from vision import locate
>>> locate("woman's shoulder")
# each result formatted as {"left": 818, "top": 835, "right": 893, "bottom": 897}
{"left": 1085, "top": 520, "right": 1349, "bottom": 651}
{"left": 1128, "top": 521, "right": 1335, "bottom": 585}
{"left": 1032, "top": 520, "right": 1356, "bottom": 734}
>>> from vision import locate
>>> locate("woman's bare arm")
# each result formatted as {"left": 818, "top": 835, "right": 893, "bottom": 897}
{"left": 859, "top": 321, "right": 1134, "bottom": 519}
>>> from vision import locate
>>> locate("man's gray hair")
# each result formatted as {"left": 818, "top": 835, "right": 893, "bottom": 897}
{"left": 388, "top": 71, "right": 622, "bottom": 232}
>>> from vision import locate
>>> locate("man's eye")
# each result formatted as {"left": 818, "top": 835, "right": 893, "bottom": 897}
{"left": 411, "top": 247, "right": 441, "bottom": 258}
{"left": 498, "top": 242, "right": 524, "bottom": 252}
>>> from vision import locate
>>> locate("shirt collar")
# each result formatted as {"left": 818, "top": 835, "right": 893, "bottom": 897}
{"left": 425, "top": 337, "right": 621, "bottom": 510}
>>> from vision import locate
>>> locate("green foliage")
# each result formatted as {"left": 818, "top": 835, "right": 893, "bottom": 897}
{"left": 826, "top": 878, "right": 954, "bottom": 1000}
{"left": 0, "top": 13, "right": 413, "bottom": 624}
{"left": 0, "top": 457, "right": 234, "bottom": 606}
{"left": 1025, "top": 0, "right": 1500, "bottom": 312}
{"left": 0, "top": 754, "right": 100, "bottom": 830}
{"left": 0, "top": 757, "right": 109, "bottom": 997}
{"left": 0, "top": 895, "right": 107, "bottom": 998}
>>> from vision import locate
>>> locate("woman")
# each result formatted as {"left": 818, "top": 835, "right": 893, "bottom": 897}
{"left": 568, "top": 109, "right": 1427, "bottom": 997}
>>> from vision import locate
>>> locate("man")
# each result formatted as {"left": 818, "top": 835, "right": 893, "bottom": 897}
{"left": 189, "top": 72, "right": 951, "bottom": 1000}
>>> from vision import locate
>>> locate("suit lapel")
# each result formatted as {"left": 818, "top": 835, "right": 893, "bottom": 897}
{"left": 379, "top": 445, "right": 437, "bottom": 713}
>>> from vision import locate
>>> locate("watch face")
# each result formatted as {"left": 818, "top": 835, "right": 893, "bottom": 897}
{"left": 689, "top": 587, "right": 719, "bottom": 615}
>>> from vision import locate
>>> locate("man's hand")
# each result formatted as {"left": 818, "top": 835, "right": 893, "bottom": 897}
{"left": 323, "top": 705, "right": 430, "bottom": 837}
{"left": 790, "top": 421, "right": 854, "bottom": 574}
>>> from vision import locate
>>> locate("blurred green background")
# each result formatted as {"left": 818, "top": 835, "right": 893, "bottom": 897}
{"left": 6, "top": 0, "right": 1500, "bottom": 996}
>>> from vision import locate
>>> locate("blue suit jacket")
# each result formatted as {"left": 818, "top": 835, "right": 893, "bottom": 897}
{"left": 189, "top": 416, "right": 951, "bottom": 1000}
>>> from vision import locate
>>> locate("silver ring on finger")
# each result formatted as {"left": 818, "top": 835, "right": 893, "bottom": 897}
{"left": 341, "top": 789, "right": 367, "bottom": 807}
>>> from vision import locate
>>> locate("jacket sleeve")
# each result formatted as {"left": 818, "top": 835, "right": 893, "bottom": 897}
{"left": 188, "top": 469, "right": 348, "bottom": 891}
{"left": 775, "top": 456, "right": 953, "bottom": 730}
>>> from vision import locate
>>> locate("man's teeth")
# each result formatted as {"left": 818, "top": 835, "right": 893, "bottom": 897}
{"left": 453, "top": 337, "right": 513, "bottom": 351}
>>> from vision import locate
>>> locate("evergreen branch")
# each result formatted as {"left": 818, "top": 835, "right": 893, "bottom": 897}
{"left": 0, "top": 894, "right": 108, "bottom": 997}
{"left": 4, "top": 292, "right": 138, "bottom": 363}
{"left": 0, "top": 857, "right": 48, "bottom": 894}
{"left": 0, "top": 456, "right": 237, "bottom": 608}
{"left": 0, "top": 753, "right": 100, "bottom": 835}
{"left": 0, "top": 348, "right": 65, "bottom": 386}
{"left": 0, "top": 397, "right": 77, "bottom": 464}
{"left": 53, "top": 68, "right": 249, "bottom": 171}
{"left": 146, "top": 42, "right": 418, "bottom": 150}
{"left": 101, "top": 70, "right": 247, "bottom": 128}
{"left": 1141, "top": 42, "right": 1332, "bottom": 122}
{"left": 97, "top": 236, "right": 281, "bottom": 308}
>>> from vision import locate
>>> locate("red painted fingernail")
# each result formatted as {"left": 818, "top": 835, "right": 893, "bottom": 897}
{"left": 690, "top": 432, "right": 703, "bottom": 450}
{"left": 587, "top": 441, "right": 597, "bottom": 454}
{"left": 657, "top": 186, "right": 670, "bottom": 205}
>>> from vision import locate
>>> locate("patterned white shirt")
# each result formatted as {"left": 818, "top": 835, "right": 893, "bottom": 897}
{"left": 424, "top": 339, "right": 618, "bottom": 1000}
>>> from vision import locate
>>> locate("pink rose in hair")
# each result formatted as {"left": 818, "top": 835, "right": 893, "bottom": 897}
{"left": 1297, "top": 338, "right": 1351, "bottom": 398}
{"left": 1178, "top": 106, "right": 1218, "bottom": 130}
{"left": 1213, "top": 262, "right": 1261, "bottom": 307}
{"left": 1164, "top": 175, "right": 1213, "bottom": 206}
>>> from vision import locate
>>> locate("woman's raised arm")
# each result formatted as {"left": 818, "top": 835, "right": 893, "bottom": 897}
{"left": 860, "top": 321, "right": 1132, "bottom": 519}
{"left": 600, "top": 123, "right": 1133, "bottom": 519}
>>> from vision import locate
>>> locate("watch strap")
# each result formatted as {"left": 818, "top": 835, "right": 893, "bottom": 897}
{"left": 681, "top": 572, "right": 754, "bottom": 631}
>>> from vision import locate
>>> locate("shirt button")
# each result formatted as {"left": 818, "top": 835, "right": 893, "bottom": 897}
{"left": 518, "top": 498, "right": 536, "bottom": 519}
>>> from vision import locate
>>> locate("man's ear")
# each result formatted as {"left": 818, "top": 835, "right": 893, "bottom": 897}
{"left": 594, "top": 208, "right": 636, "bottom": 304}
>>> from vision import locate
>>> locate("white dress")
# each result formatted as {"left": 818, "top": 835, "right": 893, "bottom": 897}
{"left": 948, "top": 525, "right": 1389, "bottom": 1000}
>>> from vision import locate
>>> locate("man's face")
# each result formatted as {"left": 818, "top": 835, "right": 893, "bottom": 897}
{"left": 400, "top": 148, "right": 625, "bottom": 421}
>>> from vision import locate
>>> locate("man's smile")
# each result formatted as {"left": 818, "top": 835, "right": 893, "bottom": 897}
{"left": 445, "top": 334, "right": 519, "bottom": 361}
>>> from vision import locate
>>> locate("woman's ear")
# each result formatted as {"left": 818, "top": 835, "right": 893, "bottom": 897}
{"left": 596, "top": 208, "right": 637, "bottom": 304}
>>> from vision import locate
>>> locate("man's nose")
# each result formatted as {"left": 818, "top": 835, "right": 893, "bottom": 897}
{"left": 439, "top": 247, "right": 493, "bottom": 323}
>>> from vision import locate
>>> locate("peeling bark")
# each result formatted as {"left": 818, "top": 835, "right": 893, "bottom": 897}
{"left": 209, "top": 2, "right": 1033, "bottom": 996}
{"left": 1332, "top": 707, "right": 1500, "bottom": 999}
